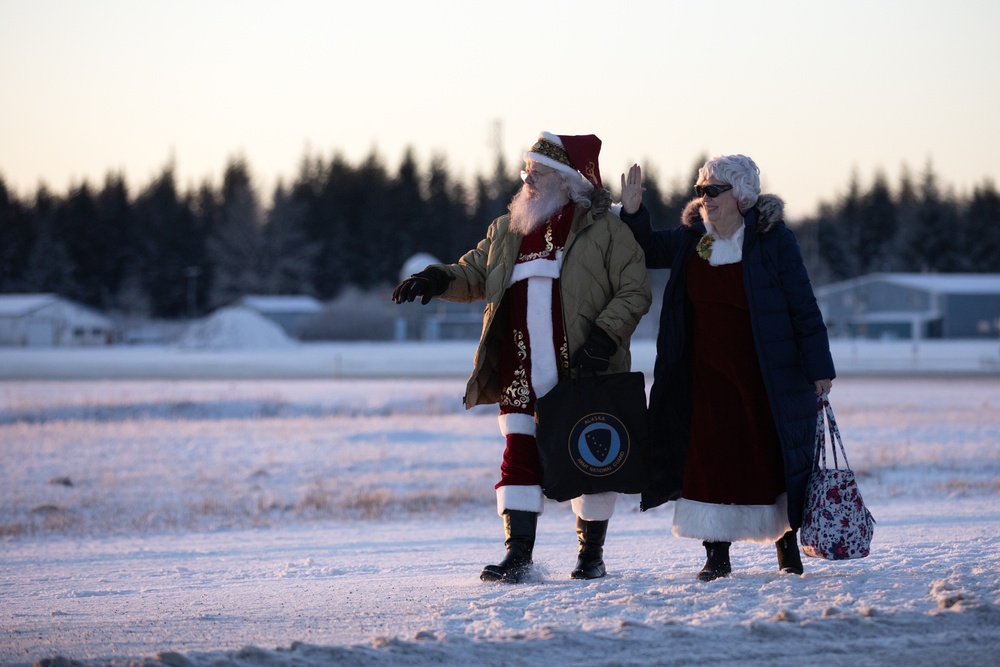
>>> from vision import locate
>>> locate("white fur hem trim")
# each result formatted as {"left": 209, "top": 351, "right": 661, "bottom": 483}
{"left": 671, "top": 493, "right": 790, "bottom": 543}
{"left": 509, "top": 254, "right": 562, "bottom": 285}
{"left": 497, "top": 485, "right": 544, "bottom": 516}
{"left": 498, "top": 412, "right": 536, "bottom": 437}
{"left": 526, "top": 277, "right": 558, "bottom": 398}
{"left": 571, "top": 492, "right": 618, "bottom": 521}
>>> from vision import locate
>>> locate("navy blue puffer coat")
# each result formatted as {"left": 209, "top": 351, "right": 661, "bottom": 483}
{"left": 621, "top": 195, "right": 835, "bottom": 528}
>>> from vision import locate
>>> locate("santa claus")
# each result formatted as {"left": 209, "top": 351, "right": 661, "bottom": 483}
{"left": 393, "top": 132, "right": 650, "bottom": 582}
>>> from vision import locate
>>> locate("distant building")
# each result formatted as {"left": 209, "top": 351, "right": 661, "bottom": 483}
{"left": 0, "top": 293, "right": 116, "bottom": 346}
{"left": 815, "top": 273, "right": 1000, "bottom": 340}
{"left": 234, "top": 295, "right": 323, "bottom": 338}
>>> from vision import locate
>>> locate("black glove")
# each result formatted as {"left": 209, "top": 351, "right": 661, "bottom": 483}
{"left": 570, "top": 326, "right": 618, "bottom": 372}
{"left": 391, "top": 267, "right": 452, "bottom": 305}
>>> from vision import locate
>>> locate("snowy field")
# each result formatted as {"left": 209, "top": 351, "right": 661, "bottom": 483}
{"left": 1, "top": 341, "right": 999, "bottom": 666}
{"left": 2, "top": 338, "right": 1000, "bottom": 380}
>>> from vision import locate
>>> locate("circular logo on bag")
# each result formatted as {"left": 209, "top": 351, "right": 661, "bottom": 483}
{"left": 567, "top": 412, "right": 631, "bottom": 477}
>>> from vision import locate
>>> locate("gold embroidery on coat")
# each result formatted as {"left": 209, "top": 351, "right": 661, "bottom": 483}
{"left": 517, "top": 224, "right": 555, "bottom": 262}
{"left": 500, "top": 330, "right": 531, "bottom": 409}
{"left": 559, "top": 341, "right": 570, "bottom": 373}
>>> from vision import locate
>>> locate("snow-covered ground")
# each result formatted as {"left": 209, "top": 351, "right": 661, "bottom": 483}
{"left": 1, "top": 338, "right": 1000, "bottom": 380}
{"left": 1, "top": 338, "right": 999, "bottom": 666}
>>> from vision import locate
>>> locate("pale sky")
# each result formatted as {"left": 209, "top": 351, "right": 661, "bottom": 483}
{"left": 1, "top": 0, "right": 998, "bottom": 220}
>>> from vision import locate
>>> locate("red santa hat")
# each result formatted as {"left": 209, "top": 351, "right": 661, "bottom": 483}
{"left": 523, "top": 132, "right": 603, "bottom": 188}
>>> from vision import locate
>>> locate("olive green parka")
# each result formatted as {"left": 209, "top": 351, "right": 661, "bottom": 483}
{"left": 430, "top": 200, "right": 652, "bottom": 410}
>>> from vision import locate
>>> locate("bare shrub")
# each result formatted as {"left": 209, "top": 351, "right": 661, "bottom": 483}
{"left": 936, "top": 479, "right": 1000, "bottom": 495}
{"left": 341, "top": 487, "right": 480, "bottom": 520}
{"left": 0, "top": 522, "right": 27, "bottom": 537}
{"left": 296, "top": 479, "right": 336, "bottom": 513}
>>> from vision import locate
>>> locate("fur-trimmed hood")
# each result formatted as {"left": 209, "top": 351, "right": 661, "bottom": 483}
{"left": 681, "top": 194, "right": 785, "bottom": 234}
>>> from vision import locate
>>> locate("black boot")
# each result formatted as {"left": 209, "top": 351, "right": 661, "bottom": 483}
{"left": 480, "top": 510, "right": 537, "bottom": 583}
{"left": 697, "top": 541, "right": 732, "bottom": 582}
{"left": 570, "top": 518, "right": 608, "bottom": 580}
{"left": 776, "top": 530, "right": 804, "bottom": 575}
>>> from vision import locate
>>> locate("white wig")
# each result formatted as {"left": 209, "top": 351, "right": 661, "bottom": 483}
{"left": 699, "top": 154, "right": 761, "bottom": 213}
{"left": 560, "top": 170, "right": 595, "bottom": 207}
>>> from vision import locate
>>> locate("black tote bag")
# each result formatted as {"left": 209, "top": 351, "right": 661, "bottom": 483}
{"left": 534, "top": 372, "right": 650, "bottom": 502}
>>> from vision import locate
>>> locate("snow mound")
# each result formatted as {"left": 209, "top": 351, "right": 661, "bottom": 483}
{"left": 400, "top": 252, "right": 441, "bottom": 281}
{"left": 176, "top": 306, "right": 297, "bottom": 350}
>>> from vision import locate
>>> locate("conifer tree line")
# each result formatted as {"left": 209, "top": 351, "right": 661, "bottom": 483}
{"left": 0, "top": 150, "right": 997, "bottom": 320}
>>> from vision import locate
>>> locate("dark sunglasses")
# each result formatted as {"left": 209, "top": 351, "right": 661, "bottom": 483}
{"left": 694, "top": 183, "right": 733, "bottom": 198}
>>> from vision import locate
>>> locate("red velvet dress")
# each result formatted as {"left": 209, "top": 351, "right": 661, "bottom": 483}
{"left": 681, "top": 255, "right": 785, "bottom": 508}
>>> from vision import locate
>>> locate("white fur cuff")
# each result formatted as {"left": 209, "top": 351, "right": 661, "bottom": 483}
{"left": 571, "top": 492, "right": 618, "bottom": 521}
{"left": 497, "top": 485, "right": 544, "bottom": 516}
{"left": 498, "top": 412, "right": 536, "bottom": 437}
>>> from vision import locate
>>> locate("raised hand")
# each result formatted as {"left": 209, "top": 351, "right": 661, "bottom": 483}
{"left": 620, "top": 163, "right": 645, "bottom": 215}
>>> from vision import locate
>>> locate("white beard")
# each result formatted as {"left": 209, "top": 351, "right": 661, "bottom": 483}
{"left": 508, "top": 185, "right": 568, "bottom": 235}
